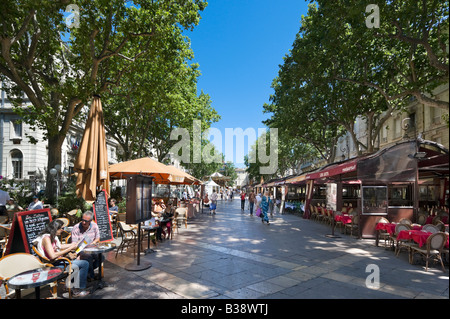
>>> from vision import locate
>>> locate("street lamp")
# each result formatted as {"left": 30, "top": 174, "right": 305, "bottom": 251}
{"left": 50, "top": 165, "right": 61, "bottom": 203}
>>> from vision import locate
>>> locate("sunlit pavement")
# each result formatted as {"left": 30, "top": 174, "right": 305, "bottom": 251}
{"left": 5, "top": 197, "right": 448, "bottom": 300}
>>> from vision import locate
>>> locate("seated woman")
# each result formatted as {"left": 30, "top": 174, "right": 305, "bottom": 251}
{"left": 152, "top": 199, "right": 165, "bottom": 216}
{"left": 33, "top": 219, "right": 91, "bottom": 297}
{"left": 161, "top": 200, "right": 175, "bottom": 239}
{"left": 152, "top": 199, "right": 166, "bottom": 240}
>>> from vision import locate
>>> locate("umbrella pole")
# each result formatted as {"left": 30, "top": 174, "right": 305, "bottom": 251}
{"left": 125, "top": 222, "right": 152, "bottom": 271}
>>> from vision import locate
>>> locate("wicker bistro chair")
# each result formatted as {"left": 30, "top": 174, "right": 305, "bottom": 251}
{"left": 0, "top": 253, "right": 56, "bottom": 299}
{"left": 399, "top": 218, "right": 412, "bottom": 225}
{"left": 174, "top": 207, "right": 188, "bottom": 233}
{"left": 31, "top": 245, "right": 73, "bottom": 299}
{"left": 376, "top": 217, "right": 390, "bottom": 248}
{"left": 434, "top": 221, "right": 446, "bottom": 232}
{"left": 422, "top": 224, "right": 440, "bottom": 234}
{"left": 334, "top": 211, "right": 343, "bottom": 233}
{"left": 314, "top": 206, "right": 323, "bottom": 223}
{"left": 309, "top": 205, "right": 318, "bottom": 221}
{"left": 344, "top": 214, "right": 360, "bottom": 237}
{"left": 326, "top": 209, "right": 334, "bottom": 226}
{"left": 393, "top": 223, "right": 413, "bottom": 256}
{"left": 417, "top": 214, "right": 428, "bottom": 225}
{"left": 409, "top": 232, "right": 448, "bottom": 272}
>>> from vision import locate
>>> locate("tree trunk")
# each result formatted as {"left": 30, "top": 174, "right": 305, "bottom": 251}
{"left": 45, "top": 134, "right": 65, "bottom": 204}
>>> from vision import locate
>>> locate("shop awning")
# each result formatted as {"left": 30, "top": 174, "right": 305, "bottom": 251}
{"left": 305, "top": 158, "right": 358, "bottom": 181}
{"left": 285, "top": 174, "right": 306, "bottom": 184}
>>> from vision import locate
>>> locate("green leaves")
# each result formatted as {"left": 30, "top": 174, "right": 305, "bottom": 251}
{"left": 264, "top": 0, "right": 448, "bottom": 168}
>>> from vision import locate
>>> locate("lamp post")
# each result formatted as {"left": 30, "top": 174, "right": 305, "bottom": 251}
{"left": 50, "top": 165, "right": 61, "bottom": 204}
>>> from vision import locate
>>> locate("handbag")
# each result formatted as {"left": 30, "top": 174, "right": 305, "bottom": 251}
{"left": 255, "top": 207, "right": 261, "bottom": 217}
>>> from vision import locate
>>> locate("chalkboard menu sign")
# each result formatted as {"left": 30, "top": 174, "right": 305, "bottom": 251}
{"left": 126, "top": 175, "right": 154, "bottom": 224}
{"left": 4, "top": 209, "right": 52, "bottom": 255}
{"left": 93, "top": 189, "right": 114, "bottom": 242}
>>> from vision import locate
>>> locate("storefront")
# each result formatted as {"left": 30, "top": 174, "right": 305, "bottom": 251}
{"left": 304, "top": 138, "right": 449, "bottom": 238}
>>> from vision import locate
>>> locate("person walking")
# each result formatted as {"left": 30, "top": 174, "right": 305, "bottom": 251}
{"left": 269, "top": 194, "right": 274, "bottom": 217}
{"left": 210, "top": 190, "right": 218, "bottom": 214}
{"left": 260, "top": 192, "right": 271, "bottom": 225}
{"left": 240, "top": 191, "right": 246, "bottom": 212}
{"left": 248, "top": 191, "right": 256, "bottom": 216}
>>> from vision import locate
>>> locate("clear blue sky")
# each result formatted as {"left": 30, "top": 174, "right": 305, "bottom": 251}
{"left": 186, "top": 0, "right": 309, "bottom": 168}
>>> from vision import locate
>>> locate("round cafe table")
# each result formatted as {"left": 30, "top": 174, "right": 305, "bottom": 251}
{"left": 7, "top": 266, "right": 67, "bottom": 299}
{"left": 82, "top": 242, "right": 116, "bottom": 290}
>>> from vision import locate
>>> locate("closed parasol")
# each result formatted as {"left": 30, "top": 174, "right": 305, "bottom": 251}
{"left": 74, "top": 96, "right": 110, "bottom": 201}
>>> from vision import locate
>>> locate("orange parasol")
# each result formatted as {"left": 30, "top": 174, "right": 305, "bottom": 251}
{"left": 165, "top": 165, "right": 202, "bottom": 185}
{"left": 74, "top": 96, "right": 110, "bottom": 201}
{"left": 108, "top": 157, "right": 183, "bottom": 184}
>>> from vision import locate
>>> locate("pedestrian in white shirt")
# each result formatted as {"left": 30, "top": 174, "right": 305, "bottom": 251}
{"left": 210, "top": 190, "right": 218, "bottom": 214}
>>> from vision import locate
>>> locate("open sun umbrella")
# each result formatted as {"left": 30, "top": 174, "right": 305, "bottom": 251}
{"left": 108, "top": 157, "right": 183, "bottom": 184}
{"left": 74, "top": 95, "right": 110, "bottom": 201}
{"left": 165, "top": 165, "right": 202, "bottom": 185}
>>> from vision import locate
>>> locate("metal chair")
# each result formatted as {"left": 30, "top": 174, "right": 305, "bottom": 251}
{"left": 115, "top": 222, "right": 138, "bottom": 258}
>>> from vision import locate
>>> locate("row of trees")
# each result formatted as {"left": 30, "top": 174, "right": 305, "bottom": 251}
{"left": 252, "top": 0, "right": 448, "bottom": 183}
{"left": 0, "top": 0, "right": 223, "bottom": 201}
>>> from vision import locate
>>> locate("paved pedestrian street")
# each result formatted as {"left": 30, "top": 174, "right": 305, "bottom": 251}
{"left": 98, "top": 199, "right": 448, "bottom": 300}
{"left": 4, "top": 198, "right": 448, "bottom": 304}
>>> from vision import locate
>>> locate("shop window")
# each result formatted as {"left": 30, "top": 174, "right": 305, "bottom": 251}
{"left": 362, "top": 186, "right": 387, "bottom": 215}
{"left": 388, "top": 185, "right": 412, "bottom": 207}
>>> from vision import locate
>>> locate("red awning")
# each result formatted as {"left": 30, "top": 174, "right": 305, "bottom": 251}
{"left": 305, "top": 159, "right": 358, "bottom": 180}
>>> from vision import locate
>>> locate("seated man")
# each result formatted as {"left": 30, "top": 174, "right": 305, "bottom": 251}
{"left": 109, "top": 198, "right": 119, "bottom": 214}
{"left": 71, "top": 211, "right": 103, "bottom": 280}
{"left": 28, "top": 195, "right": 43, "bottom": 210}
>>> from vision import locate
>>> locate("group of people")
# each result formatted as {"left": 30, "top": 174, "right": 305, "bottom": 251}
{"left": 0, "top": 188, "right": 45, "bottom": 220}
{"left": 241, "top": 190, "right": 274, "bottom": 225}
{"left": 33, "top": 210, "right": 102, "bottom": 298}
{"left": 147, "top": 198, "right": 175, "bottom": 241}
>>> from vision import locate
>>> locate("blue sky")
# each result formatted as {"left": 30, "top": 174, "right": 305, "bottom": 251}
{"left": 186, "top": 0, "right": 309, "bottom": 167}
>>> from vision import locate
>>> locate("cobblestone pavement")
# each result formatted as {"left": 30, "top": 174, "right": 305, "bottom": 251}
{"left": 3, "top": 197, "right": 449, "bottom": 303}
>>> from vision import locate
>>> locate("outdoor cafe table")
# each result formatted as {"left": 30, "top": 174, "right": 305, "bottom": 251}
{"left": 396, "top": 230, "right": 450, "bottom": 248}
{"left": 82, "top": 242, "right": 116, "bottom": 290}
{"left": 335, "top": 214, "right": 352, "bottom": 225}
{"left": 141, "top": 225, "right": 158, "bottom": 254}
{"left": 376, "top": 223, "right": 423, "bottom": 235}
{"left": 7, "top": 266, "right": 67, "bottom": 299}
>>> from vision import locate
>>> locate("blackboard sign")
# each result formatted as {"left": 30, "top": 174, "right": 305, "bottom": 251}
{"left": 4, "top": 209, "right": 52, "bottom": 255}
{"left": 126, "top": 175, "right": 153, "bottom": 224}
{"left": 93, "top": 189, "right": 114, "bottom": 242}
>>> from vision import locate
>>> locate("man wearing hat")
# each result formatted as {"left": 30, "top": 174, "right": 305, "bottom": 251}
{"left": 28, "top": 195, "right": 44, "bottom": 210}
